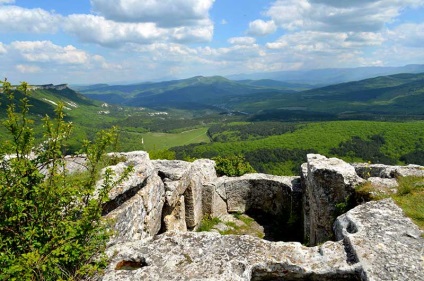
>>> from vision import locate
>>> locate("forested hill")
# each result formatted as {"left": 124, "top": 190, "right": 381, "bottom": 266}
{"left": 75, "top": 76, "right": 301, "bottom": 109}
{"left": 234, "top": 72, "right": 424, "bottom": 120}
{"left": 75, "top": 72, "right": 424, "bottom": 120}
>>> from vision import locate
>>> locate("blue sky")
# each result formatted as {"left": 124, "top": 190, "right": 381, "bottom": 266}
{"left": 1, "top": 0, "right": 424, "bottom": 84}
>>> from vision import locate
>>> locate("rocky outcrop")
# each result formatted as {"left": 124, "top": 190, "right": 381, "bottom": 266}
{"left": 354, "top": 163, "right": 424, "bottom": 179}
{"left": 98, "top": 151, "right": 164, "bottom": 242}
{"left": 334, "top": 199, "right": 424, "bottom": 281}
{"left": 87, "top": 151, "right": 423, "bottom": 281}
{"left": 102, "top": 199, "right": 423, "bottom": 281}
{"left": 302, "top": 154, "right": 364, "bottom": 245}
{"left": 153, "top": 159, "right": 217, "bottom": 231}
{"left": 103, "top": 232, "right": 361, "bottom": 281}
{"left": 215, "top": 174, "right": 301, "bottom": 215}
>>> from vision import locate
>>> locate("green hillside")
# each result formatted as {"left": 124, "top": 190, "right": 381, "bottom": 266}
{"left": 171, "top": 120, "right": 424, "bottom": 175}
{"left": 0, "top": 85, "right": 215, "bottom": 153}
{"left": 78, "top": 76, "right": 294, "bottom": 109}
{"left": 77, "top": 73, "right": 424, "bottom": 121}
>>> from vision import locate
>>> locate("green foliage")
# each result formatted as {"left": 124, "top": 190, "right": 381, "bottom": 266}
{"left": 330, "top": 134, "right": 397, "bottom": 164}
{"left": 172, "top": 120, "right": 424, "bottom": 175}
{"left": 149, "top": 149, "right": 176, "bottom": 160}
{"left": 207, "top": 122, "right": 297, "bottom": 142}
{"left": 212, "top": 155, "right": 256, "bottom": 177}
{"left": 0, "top": 80, "right": 131, "bottom": 280}
{"left": 196, "top": 216, "right": 222, "bottom": 232}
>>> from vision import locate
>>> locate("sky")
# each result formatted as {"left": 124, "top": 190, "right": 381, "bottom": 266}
{"left": 0, "top": 0, "right": 424, "bottom": 84}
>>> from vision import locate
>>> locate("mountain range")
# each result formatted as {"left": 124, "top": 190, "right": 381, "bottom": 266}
{"left": 74, "top": 69, "right": 424, "bottom": 120}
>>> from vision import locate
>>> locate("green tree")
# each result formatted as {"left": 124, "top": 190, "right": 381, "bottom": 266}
{"left": 0, "top": 80, "right": 131, "bottom": 280}
{"left": 213, "top": 154, "right": 256, "bottom": 177}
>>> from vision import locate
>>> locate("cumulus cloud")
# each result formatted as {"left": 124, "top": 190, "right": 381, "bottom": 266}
{"left": 11, "top": 41, "right": 89, "bottom": 64}
{"left": 228, "top": 37, "right": 256, "bottom": 45}
{"left": 171, "top": 20, "right": 214, "bottom": 43}
{"left": 247, "top": 20, "right": 277, "bottom": 36}
{"left": 264, "top": 0, "right": 424, "bottom": 32}
{"left": 0, "top": 5, "right": 61, "bottom": 33}
{"left": 90, "top": 0, "right": 214, "bottom": 27}
{"left": 16, "top": 64, "right": 41, "bottom": 73}
{"left": 64, "top": 14, "right": 213, "bottom": 47}
{"left": 64, "top": 15, "right": 166, "bottom": 46}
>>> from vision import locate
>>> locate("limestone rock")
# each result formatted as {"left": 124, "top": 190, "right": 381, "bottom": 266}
{"left": 354, "top": 163, "right": 424, "bottom": 179}
{"left": 334, "top": 199, "right": 424, "bottom": 281}
{"left": 216, "top": 173, "right": 300, "bottom": 214}
{"left": 102, "top": 232, "right": 360, "bottom": 281}
{"left": 162, "top": 195, "right": 187, "bottom": 232}
{"left": 106, "top": 173, "right": 165, "bottom": 243}
{"left": 99, "top": 151, "right": 154, "bottom": 204}
{"left": 303, "top": 154, "right": 364, "bottom": 245}
{"left": 152, "top": 160, "right": 190, "bottom": 181}
{"left": 202, "top": 183, "right": 228, "bottom": 218}
{"left": 182, "top": 159, "right": 217, "bottom": 229}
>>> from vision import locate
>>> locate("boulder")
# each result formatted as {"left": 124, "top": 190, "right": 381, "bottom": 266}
{"left": 105, "top": 173, "right": 164, "bottom": 243}
{"left": 99, "top": 151, "right": 155, "bottom": 205}
{"left": 334, "top": 199, "right": 424, "bottom": 281}
{"left": 302, "top": 154, "right": 364, "bottom": 245}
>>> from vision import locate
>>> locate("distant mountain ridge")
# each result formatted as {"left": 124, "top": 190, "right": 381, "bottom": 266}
{"left": 77, "top": 76, "right": 298, "bottom": 109}
{"left": 227, "top": 64, "right": 424, "bottom": 85}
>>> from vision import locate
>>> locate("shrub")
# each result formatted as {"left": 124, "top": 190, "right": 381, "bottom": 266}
{"left": 213, "top": 154, "right": 256, "bottom": 177}
{"left": 0, "top": 80, "right": 131, "bottom": 280}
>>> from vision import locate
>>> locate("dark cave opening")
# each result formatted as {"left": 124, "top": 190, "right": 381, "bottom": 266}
{"left": 245, "top": 208, "right": 303, "bottom": 243}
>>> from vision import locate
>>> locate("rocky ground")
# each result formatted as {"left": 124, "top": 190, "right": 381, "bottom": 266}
{"left": 72, "top": 152, "right": 424, "bottom": 281}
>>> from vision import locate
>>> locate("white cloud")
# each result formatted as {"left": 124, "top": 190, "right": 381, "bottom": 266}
{"left": 0, "top": 42, "right": 6, "bottom": 54}
{"left": 264, "top": 0, "right": 424, "bottom": 32}
{"left": 248, "top": 20, "right": 277, "bottom": 36}
{"left": 64, "top": 14, "right": 213, "bottom": 47}
{"left": 228, "top": 37, "right": 256, "bottom": 45}
{"left": 64, "top": 15, "right": 166, "bottom": 46}
{"left": 171, "top": 20, "right": 214, "bottom": 43}
{"left": 0, "top": 0, "right": 15, "bottom": 4}
{"left": 11, "top": 41, "right": 89, "bottom": 64}
{"left": 16, "top": 64, "right": 41, "bottom": 73}
{"left": 90, "top": 0, "right": 214, "bottom": 27}
{"left": 221, "top": 19, "right": 228, "bottom": 25}
{"left": 389, "top": 23, "right": 424, "bottom": 48}
{"left": 0, "top": 6, "right": 61, "bottom": 33}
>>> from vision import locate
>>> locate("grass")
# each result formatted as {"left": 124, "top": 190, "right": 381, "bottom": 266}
{"left": 356, "top": 176, "right": 424, "bottom": 229}
{"left": 117, "top": 127, "right": 210, "bottom": 152}
{"left": 197, "top": 214, "right": 265, "bottom": 239}
{"left": 196, "top": 216, "right": 221, "bottom": 232}
{"left": 392, "top": 177, "right": 424, "bottom": 229}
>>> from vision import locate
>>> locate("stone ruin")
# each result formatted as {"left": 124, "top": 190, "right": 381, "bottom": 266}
{"left": 70, "top": 151, "right": 423, "bottom": 281}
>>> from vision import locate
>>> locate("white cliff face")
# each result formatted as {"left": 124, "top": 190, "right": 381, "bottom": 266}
{"left": 83, "top": 152, "right": 423, "bottom": 281}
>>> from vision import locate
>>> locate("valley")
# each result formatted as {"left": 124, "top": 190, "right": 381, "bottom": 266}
{"left": 1, "top": 69, "right": 424, "bottom": 176}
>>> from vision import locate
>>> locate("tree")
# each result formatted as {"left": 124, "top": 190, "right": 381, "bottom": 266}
{"left": 0, "top": 80, "right": 131, "bottom": 280}
{"left": 213, "top": 154, "right": 256, "bottom": 177}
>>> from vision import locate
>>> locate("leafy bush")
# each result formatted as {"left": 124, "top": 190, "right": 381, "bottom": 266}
{"left": 212, "top": 154, "right": 256, "bottom": 177}
{"left": 0, "top": 80, "right": 131, "bottom": 280}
